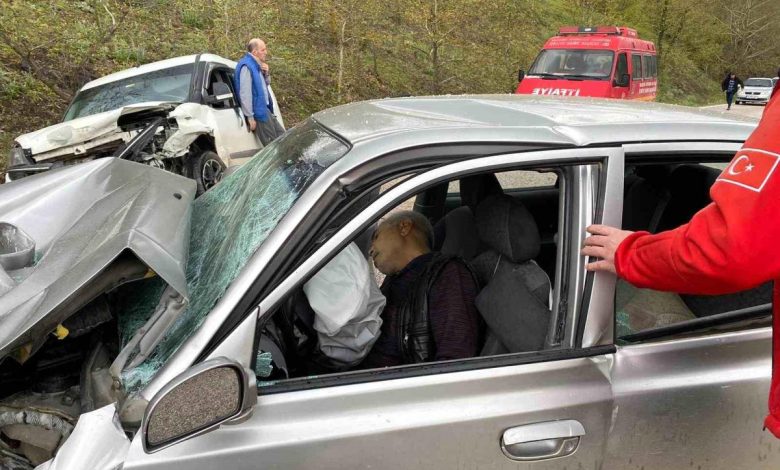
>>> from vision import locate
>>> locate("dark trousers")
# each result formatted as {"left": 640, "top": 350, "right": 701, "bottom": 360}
{"left": 726, "top": 91, "right": 736, "bottom": 108}
{"left": 255, "top": 116, "right": 285, "bottom": 146}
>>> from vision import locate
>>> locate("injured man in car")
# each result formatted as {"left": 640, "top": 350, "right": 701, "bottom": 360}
{"left": 361, "top": 211, "right": 482, "bottom": 367}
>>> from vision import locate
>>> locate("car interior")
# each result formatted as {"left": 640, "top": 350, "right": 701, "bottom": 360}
{"left": 254, "top": 158, "right": 774, "bottom": 385}
{"left": 618, "top": 160, "right": 773, "bottom": 340}
{"left": 256, "top": 168, "right": 562, "bottom": 383}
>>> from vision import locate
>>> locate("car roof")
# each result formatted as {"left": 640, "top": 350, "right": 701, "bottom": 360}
{"left": 80, "top": 54, "right": 236, "bottom": 91}
{"left": 313, "top": 95, "right": 757, "bottom": 151}
{"left": 745, "top": 77, "right": 774, "bottom": 84}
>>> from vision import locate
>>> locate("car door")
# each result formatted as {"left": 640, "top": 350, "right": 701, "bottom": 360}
{"left": 204, "top": 64, "right": 262, "bottom": 165}
{"left": 121, "top": 146, "right": 625, "bottom": 469}
{"left": 629, "top": 54, "right": 643, "bottom": 99}
{"left": 602, "top": 142, "right": 779, "bottom": 469}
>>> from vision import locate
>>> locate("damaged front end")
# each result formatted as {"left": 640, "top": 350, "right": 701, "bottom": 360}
{"left": 6, "top": 103, "right": 213, "bottom": 183}
{"left": 0, "top": 159, "right": 195, "bottom": 469}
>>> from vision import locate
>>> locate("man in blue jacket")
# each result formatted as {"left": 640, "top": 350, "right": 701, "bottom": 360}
{"left": 234, "top": 38, "right": 285, "bottom": 145}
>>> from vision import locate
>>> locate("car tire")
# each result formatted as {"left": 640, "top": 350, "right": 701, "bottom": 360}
{"left": 186, "top": 150, "right": 226, "bottom": 196}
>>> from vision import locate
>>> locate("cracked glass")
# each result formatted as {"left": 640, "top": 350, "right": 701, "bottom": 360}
{"left": 121, "top": 119, "right": 348, "bottom": 393}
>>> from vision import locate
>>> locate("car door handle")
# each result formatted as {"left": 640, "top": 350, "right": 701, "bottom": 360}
{"left": 500, "top": 420, "right": 585, "bottom": 461}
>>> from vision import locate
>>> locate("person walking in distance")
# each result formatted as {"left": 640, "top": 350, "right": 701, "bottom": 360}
{"left": 234, "top": 38, "right": 285, "bottom": 145}
{"left": 721, "top": 72, "right": 743, "bottom": 110}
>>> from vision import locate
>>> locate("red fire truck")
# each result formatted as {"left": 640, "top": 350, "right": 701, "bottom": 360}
{"left": 515, "top": 26, "right": 657, "bottom": 100}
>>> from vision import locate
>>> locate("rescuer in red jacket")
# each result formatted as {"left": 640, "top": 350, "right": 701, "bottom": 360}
{"left": 582, "top": 92, "right": 780, "bottom": 438}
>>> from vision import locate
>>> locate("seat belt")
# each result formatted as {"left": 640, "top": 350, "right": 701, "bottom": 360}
{"left": 648, "top": 188, "right": 672, "bottom": 233}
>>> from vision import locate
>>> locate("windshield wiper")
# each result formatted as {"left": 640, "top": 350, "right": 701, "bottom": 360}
{"left": 560, "top": 74, "right": 607, "bottom": 81}
{"left": 530, "top": 73, "right": 562, "bottom": 80}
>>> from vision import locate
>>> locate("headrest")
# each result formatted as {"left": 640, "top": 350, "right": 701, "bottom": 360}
{"left": 634, "top": 165, "right": 672, "bottom": 182}
{"left": 475, "top": 194, "right": 540, "bottom": 263}
{"left": 460, "top": 174, "right": 503, "bottom": 213}
{"left": 668, "top": 164, "right": 719, "bottom": 189}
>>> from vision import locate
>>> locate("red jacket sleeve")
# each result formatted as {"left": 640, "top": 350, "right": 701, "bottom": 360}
{"left": 615, "top": 93, "right": 780, "bottom": 294}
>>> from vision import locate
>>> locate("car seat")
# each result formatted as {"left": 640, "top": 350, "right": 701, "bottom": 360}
{"left": 655, "top": 164, "right": 718, "bottom": 232}
{"left": 434, "top": 173, "right": 503, "bottom": 259}
{"left": 622, "top": 165, "right": 673, "bottom": 233}
{"left": 469, "top": 194, "right": 551, "bottom": 355}
{"left": 659, "top": 165, "right": 772, "bottom": 315}
{"left": 624, "top": 164, "right": 772, "bottom": 317}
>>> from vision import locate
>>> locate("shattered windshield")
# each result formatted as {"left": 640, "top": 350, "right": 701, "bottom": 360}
{"left": 63, "top": 64, "right": 194, "bottom": 121}
{"left": 120, "top": 119, "right": 349, "bottom": 392}
{"left": 529, "top": 49, "right": 614, "bottom": 79}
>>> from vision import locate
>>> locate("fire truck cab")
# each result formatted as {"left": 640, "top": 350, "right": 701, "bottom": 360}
{"left": 516, "top": 26, "right": 657, "bottom": 100}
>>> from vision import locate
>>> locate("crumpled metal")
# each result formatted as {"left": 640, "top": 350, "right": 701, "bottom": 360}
{"left": 0, "top": 158, "right": 195, "bottom": 359}
{"left": 33, "top": 404, "right": 130, "bottom": 470}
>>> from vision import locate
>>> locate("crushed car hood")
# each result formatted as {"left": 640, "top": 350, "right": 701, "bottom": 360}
{"left": 0, "top": 158, "right": 195, "bottom": 359}
{"left": 14, "top": 102, "right": 179, "bottom": 161}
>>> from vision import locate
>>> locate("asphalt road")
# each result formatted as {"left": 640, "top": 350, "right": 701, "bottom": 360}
{"left": 701, "top": 102, "right": 766, "bottom": 119}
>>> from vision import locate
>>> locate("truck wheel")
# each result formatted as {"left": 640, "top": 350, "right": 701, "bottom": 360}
{"left": 187, "top": 150, "right": 225, "bottom": 196}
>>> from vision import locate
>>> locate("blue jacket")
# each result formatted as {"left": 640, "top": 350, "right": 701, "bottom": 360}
{"left": 234, "top": 53, "right": 270, "bottom": 122}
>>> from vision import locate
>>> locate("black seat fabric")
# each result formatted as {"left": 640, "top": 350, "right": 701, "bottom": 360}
{"left": 470, "top": 194, "right": 551, "bottom": 355}
{"left": 434, "top": 173, "right": 503, "bottom": 258}
{"left": 655, "top": 164, "right": 719, "bottom": 232}
{"left": 437, "top": 206, "right": 481, "bottom": 260}
{"left": 460, "top": 174, "right": 503, "bottom": 213}
{"left": 622, "top": 165, "right": 673, "bottom": 233}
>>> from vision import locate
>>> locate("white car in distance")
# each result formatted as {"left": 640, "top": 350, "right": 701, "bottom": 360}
{"left": 735, "top": 77, "right": 775, "bottom": 106}
{"left": 6, "top": 54, "right": 283, "bottom": 194}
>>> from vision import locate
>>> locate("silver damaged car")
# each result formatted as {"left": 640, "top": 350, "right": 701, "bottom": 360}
{"left": 0, "top": 96, "right": 776, "bottom": 469}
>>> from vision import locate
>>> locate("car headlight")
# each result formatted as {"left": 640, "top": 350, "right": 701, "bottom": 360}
{"left": 9, "top": 146, "right": 32, "bottom": 167}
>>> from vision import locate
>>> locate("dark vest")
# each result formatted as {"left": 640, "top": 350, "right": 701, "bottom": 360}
{"left": 397, "top": 254, "right": 478, "bottom": 363}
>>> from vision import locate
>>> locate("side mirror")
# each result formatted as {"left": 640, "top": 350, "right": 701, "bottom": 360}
{"left": 518, "top": 69, "right": 526, "bottom": 83}
{"left": 614, "top": 73, "right": 630, "bottom": 87}
{"left": 141, "top": 357, "right": 256, "bottom": 453}
{"left": 205, "top": 82, "right": 235, "bottom": 106}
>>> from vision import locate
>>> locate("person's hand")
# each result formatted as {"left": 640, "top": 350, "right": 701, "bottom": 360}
{"left": 249, "top": 118, "right": 257, "bottom": 131}
{"left": 581, "top": 224, "right": 633, "bottom": 274}
{"left": 260, "top": 62, "right": 269, "bottom": 74}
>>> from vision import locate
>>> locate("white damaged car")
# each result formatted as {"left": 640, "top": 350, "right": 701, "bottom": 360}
{"left": 6, "top": 54, "right": 284, "bottom": 194}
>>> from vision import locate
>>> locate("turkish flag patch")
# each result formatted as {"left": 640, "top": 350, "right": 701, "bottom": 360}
{"left": 716, "top": 148, "right": 780, "bottom": 192}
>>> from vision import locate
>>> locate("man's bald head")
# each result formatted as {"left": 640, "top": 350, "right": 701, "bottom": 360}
{"left": 370, "top": 211, "right": 434, "bottom": 275}
{"left": 379, "top": 211, "right": 434, "bottom": 249}
{"left": 246, "top": 38, "right": 268, "bottom": 62}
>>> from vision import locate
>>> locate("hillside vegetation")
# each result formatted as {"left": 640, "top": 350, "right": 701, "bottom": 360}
{"left": 2, "top": 0, "right": 779, "bottom": 175}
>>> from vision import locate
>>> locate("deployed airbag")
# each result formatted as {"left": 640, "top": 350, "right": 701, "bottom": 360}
{"left": 303, "top": 243, "right": 385, "bottom": 366}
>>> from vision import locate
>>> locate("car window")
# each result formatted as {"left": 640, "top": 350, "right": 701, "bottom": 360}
{"left": 63, "top": 64, "right": 195, "bottom": 121}
{"left": 447, "top": 170, "right": 556, "bottom": 194}
{"left": 619, "top": 161, "right": 772, "bottom": 341}
{"left": 642, "top": 55, "right": 650, "bottom": 78}
{"left": 120, "top": 119, "right": 348, "bottom": 393}
{"left": 207, "top": 68, "right": 238, "bottom": 109}
{"left": 528, "top": 49, "right": 614, "bottom": 79}
{"left": 254, "top": 163, "right": 572, "bottom": 387}
{"left": 631, "top": 54, "right": 642, "bottom": 80}
{"left": 745, "top": 78, "right": 773, "bottom": 88}
{"left": 616, "top": 53, "right": 628, "bottom": 79}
